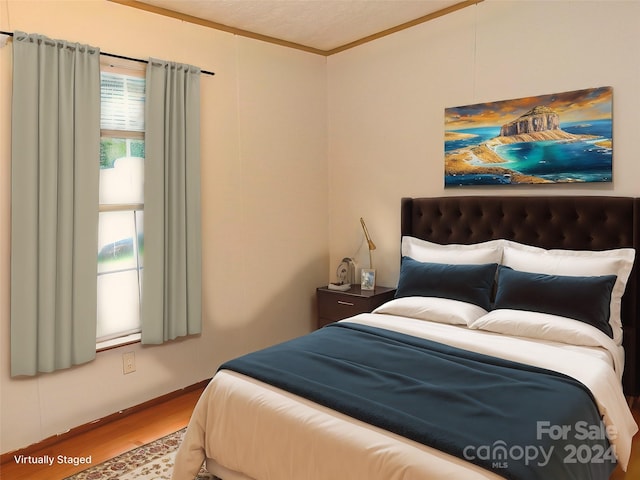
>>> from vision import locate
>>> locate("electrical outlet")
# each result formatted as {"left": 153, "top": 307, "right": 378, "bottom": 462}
{"left": 122, "top": 352, "right": 136, "bottom": 374}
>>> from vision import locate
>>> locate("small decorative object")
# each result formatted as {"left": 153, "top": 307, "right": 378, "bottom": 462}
{"left": 361, "top": 268, "right": 376, "bottom": 291}
{"left": 328, "top": 258, "right": 356, "bottom": 291}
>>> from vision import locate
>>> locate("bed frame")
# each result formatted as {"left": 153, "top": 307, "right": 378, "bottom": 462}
{"left": 400, "top": 196, "right": 640, "bottom": 396}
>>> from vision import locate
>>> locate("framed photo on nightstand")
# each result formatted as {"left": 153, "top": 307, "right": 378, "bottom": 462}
{"left": 361, "top": 269, "right": 376, "bottom": 290}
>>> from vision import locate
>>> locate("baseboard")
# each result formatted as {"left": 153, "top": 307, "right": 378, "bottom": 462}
{"left": 0, "top": 378, "right": 210, "bottom": 465}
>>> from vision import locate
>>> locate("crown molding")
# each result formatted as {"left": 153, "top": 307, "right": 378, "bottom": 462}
{"left": 109, "top": 0, "right": 484, "bottom": 57}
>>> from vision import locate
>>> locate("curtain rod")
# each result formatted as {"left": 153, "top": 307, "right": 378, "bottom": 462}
{"left": 0, "top": 30, "right": 215, "bottom": 76}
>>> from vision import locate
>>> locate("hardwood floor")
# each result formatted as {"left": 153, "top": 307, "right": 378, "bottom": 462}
{"left": 610, "top": 398, "right": 640, "bottom": 480}
{"left": 1, "top": 387, "right": 639, "bottom": 480}
{"left": 0, "top": 385, "right": 206, "bottom": 480}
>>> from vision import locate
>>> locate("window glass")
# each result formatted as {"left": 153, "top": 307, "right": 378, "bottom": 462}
{"left": 98, "top": 211, "right": 142, "bottom": 273}
{"left": 99, "top": 141, "right": 144, "bottom": 204}
{"left": 97, "top": 270, "right": 141, "bottom": 341}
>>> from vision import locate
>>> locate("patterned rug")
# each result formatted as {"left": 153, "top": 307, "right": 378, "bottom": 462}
{"left": 64, "top": 428, "right": 215, "bottom": 480}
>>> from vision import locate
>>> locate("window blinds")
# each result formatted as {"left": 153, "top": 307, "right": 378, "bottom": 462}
{"left": 100, "top": 72, "right": 145, "bottom": 132}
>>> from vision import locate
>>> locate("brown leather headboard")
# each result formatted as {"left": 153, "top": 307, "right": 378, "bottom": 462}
{"left": 400, "top": 196, "right": 639, "bottom": 395}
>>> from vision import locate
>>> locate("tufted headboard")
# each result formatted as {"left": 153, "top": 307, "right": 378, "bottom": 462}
{"left": 400, "top": 196, "right": 639, "bottom": 395}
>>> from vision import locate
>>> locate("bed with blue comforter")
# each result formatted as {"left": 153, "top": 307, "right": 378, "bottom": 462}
{"left": 172, "top": 196, "right": 638, "bottom": 480}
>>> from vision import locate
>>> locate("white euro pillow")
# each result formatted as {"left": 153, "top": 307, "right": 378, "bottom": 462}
{"left": 401, "top": 236, "right": 503, "bottom": 265}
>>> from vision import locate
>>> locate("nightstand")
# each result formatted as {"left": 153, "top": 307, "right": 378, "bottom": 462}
{"left": 316, "top": 285, "right": 396, "bottom": 329}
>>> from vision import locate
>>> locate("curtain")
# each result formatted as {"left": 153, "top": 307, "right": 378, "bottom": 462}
{"left": 141, "top": 58, "right": 202, "bottom": 344}
{"left": 11, "top": 32, "right": 100, "bottom": 376}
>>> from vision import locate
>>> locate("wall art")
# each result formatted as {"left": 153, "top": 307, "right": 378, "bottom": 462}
{"left": 444, "top": 87, "right": 612, "bottom": 186}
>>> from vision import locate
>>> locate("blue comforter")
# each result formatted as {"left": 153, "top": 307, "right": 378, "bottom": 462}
{"left": 220, "top": 322, "right": 615, "bottom": 480}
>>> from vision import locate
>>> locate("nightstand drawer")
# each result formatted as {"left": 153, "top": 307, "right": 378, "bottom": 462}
{"left": 317, "top": 291, "right": 372, "bottom": 321}
{"left": 316, "top": 285, "right": 396, "bottom": 329}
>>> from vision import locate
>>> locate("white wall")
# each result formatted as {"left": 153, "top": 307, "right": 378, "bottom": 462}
{"left": 0, "top": 0, "right": 328, "bottom": 453}
{"left": 327, "top": 0, "right": 640, "bottom": 288}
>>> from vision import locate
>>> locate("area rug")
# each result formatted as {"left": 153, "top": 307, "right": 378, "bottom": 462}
{"left": 64, "top": 428, "right": 215, "bottom": 480}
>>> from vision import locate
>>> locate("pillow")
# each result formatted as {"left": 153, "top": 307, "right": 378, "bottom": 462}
{"left": 395, "top": 257, "right": 497, "bottom": 311}
{"left": 401, "top": 237, "right": 503, "bottom": 265}
{"left": 501, "top": 240, "right": 635, "bottom": 344}
{"left": 493, "top": 266, "right": 616, "bottom": 337}
{"left": 469, "top": 309, "right": 617, "bottom": 350}
{"left": 373, "top": 296, "right": 488, "bottom": 326}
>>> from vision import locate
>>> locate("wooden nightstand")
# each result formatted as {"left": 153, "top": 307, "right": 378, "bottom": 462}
{"left": 316, "top": 285, "right": 396, "bottom": 329}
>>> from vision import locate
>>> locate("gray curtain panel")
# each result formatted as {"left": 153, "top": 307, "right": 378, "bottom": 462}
{"left": 11, "top": 32, "right": 100, "bottom": 376}
{"left": 142, "top": 59, "right": 202, "bottom": 344}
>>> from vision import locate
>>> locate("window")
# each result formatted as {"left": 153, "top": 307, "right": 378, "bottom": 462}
{"left": 97, "top": 62, "right": 146, "bottom": 347}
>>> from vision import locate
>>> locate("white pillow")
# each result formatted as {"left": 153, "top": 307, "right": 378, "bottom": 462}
{"left": 501, "top": 240, "right": 636, "bottom": 345}
{"left": 401, "top": 237, "right": 503, "bottom": 265}
{"left": 373, "top": 296, "right": 488, "bottom": 326}
{"left": 469, "top": 309, "right": 617, "bottom": 350}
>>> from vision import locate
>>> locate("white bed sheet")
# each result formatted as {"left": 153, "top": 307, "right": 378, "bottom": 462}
{"left": 172, "top": 313, "right": 637, "bottom": 480}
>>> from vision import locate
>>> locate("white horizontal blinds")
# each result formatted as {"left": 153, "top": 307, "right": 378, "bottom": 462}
{"left": 100, "top": 72, "right": 145, "bottom": 132}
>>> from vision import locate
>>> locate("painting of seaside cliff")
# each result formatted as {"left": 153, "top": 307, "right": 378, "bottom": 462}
{"left": 444, "top": 87, "right": 613, "bottom": 186}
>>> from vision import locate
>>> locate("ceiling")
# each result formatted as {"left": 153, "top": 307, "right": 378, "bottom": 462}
{"left": 114, "top": 0, "right": 482, "bottom": 55}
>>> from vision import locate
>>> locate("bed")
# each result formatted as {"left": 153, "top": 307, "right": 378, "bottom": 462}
{"left": 173, "top": 195, "right": 639, "bottom": 480}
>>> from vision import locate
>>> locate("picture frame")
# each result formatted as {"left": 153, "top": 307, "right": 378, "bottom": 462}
{"left": 361, "top": 269, "right": 376, "bottom": 291}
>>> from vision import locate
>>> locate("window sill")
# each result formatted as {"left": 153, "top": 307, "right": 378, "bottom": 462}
{"left": 97, "top": 333, "right": 142, "bottom": 352}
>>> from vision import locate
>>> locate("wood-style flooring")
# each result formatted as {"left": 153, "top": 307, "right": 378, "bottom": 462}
{"left": 1, "top": 387, "right": 639, "bottom": 480}
{"left": 0, "top": 384, "right": 205, "bottom": 480}
{"left": 610, "top": 398, "right": 640, "bottom": 479}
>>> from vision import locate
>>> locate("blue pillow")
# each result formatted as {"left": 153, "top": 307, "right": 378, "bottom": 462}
{"left": 395, "top": 257, "right": 497, "bottom": 311}
{"left": 494, "top": 266, "right": 616, "bottom": 338}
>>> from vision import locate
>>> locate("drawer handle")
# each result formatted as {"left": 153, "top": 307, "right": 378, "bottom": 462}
{"left": 337, "top": 300, "right": 355, "bottom": 306}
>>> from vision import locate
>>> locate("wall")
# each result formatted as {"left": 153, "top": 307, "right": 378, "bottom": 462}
{"left": 0, "top": 0, "right": 328, "bottom": 453}
{"left": 327, "top": 0, "right": 640, "bottom": 288}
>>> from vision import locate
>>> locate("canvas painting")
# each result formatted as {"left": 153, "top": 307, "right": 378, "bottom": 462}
{"left": 444, "top": 87, "right": 613, "bottom": 186}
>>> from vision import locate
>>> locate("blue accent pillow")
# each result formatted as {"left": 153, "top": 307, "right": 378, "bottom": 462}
{"left": 494, "top": 266, "right": 617, "bottom": 338}
{"left": 395, "top": 257, "right": 497, "bottom": 311}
